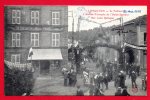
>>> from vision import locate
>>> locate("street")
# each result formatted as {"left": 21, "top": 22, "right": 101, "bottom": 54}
{"left": 31, "top": 67, "right": 146, "bottom": 96}
{"left": 84, "top": 76, "right": 146, "bottom": 96}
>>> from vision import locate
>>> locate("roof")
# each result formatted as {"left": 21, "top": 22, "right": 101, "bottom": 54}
{"left": 111, "top": 15, "right": 147, "bottom": 30}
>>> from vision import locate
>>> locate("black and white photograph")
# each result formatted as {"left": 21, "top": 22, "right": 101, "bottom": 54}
{"left": 4, "top": 6, "right": 147, "bottom": 96}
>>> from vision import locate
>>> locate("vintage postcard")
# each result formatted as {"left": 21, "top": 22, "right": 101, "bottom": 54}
{"left": 4, "top": 5, "right": 147, "bottom": 96}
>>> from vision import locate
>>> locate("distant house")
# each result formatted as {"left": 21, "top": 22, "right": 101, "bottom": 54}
{"left": 4, "top": 6, "right": 68, "bottom": 76}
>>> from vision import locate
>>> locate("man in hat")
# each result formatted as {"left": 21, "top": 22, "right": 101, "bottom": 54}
{"left": 63, "top": 70, "right": 69, "bottom": 86}
{"left": 103, "top": 73, "right": 109, "bottom": 90}
{"left": 76, "top": 85, "right": 84, "bottom": 96}
{"left": 98, "top": 73, "right": 104, "bottom": 90}
{"left": 131, "top": 71, "right": 137, "bottom": 88}
{"left": 119, "top": 70, "right": 126, "bottom": 88}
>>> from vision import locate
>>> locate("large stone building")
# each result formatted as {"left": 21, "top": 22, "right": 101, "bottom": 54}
{"left": 4, "top": 6, "right": 68, "bottom": 76}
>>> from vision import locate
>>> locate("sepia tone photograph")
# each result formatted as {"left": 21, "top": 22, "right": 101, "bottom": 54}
{"left": 4, "top": 6, "right": 147, "bottom": 96}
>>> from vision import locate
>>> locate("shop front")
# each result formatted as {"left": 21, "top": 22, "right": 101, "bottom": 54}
{"left": 28, "top": 49, "right": 63, "bottom": 76}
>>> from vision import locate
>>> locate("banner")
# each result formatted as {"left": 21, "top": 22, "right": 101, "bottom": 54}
{"left": 124, "top": 42, "right": 147, "bottom": 50}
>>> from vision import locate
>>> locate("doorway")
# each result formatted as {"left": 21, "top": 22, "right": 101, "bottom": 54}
{"left": 40, "top": 60, "right": 50, "bottom": 75}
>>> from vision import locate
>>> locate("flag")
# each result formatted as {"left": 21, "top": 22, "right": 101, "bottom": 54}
{"left": 28, "top": 47, "right": 33, "bottom": 57}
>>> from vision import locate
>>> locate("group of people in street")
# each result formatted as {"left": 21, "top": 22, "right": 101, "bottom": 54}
{"left": 82, "top": 70, "right": 110, "bottom": 96}
{"left": 62, "top": 61, "right": 146, "bottom": 96}
{"left": 62, "top": 68, "right": 77, "bottom": 87}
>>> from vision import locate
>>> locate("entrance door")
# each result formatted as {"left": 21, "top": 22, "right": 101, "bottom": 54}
{"left": 40, "top": 60, "right": 50, "bottom": 75}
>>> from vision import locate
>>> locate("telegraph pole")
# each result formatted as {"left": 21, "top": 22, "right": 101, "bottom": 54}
{"left": 121, "top": 17, "right": 126, "bottom": 71}
{"left": 71, "top": 11, "right": 75, "bottom": 70}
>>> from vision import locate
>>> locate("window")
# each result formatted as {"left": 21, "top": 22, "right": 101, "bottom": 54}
{"left": 11, "top": 54, "right": 20, "bottom": 64}
{"left": 144, "top": 32, "right": 146, "bottom": 45}
{"left": 52, "top": 33, "right": 60, "bottom": 47}
{"left": 52, "top": 11, "right": 60, "bottom": 25}
{"left": 12, "top": 33, "right": 21, "bottom": 47}
{"left": 114, "top": 35, "right": 118, "bottom": 44}
{"left": 12, "top": 10, "right": 21, "bottom": 24}
{"left": 50, "top": 61, "right": 60, "bottom": 68}
{"left": 31, "top": 33, "right": 39, "bottom": 47}
{"left": 112, "top": 36, "right": 114, "bottom": 44}
{"left": 31, "top": 11, "right": 39, "bottom": 25}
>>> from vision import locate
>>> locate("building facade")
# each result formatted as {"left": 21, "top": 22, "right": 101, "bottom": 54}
{"left": 4, "top": 6, "right": 68, "bottom": 76}
{"left": 121, "top": 15, "right": 147, "bottom": 69}
{"left": 108, "top": 15, "right": 147, "bottom": 70}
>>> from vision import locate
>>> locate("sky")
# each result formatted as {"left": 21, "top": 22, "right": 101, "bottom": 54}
{"left": 68, "top": 6, "right": 147, "bottom": 32}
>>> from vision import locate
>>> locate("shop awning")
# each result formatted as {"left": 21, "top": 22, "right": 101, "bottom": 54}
{"left": 27, "top": 49, "right": 63, "bottom": 60}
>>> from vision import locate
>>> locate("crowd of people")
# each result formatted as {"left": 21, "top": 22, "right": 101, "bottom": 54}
{"left": 62, "top": 62, "right": 147, "bottom": 96}
{"left": 62, "top": 68, "right": 77, "bottom": 87}
{"left": 81, "top": 68, "right": 112, "bottom": 96}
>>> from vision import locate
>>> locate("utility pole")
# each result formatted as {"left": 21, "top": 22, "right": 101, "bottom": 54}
{"left": 71, "top": 11, "right": 75, "bottom": 70}
{"left": 120, "top": 17, "right": 125, "bottom": 71}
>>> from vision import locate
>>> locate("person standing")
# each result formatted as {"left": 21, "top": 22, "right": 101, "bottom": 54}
{"left": 129, "top": 64, "right": 134, "bottom": 78}
{"left": 68, "top": 69, "right": 74, "bottom": 86}
{"left": 121, "top": 87, "right": 130, "bottom": 96}
{"left": 103, "top": 73, "right": 109, "bottom": 90}
{"left": 115, "top": 87, "right": 122, "bottom": 96}
{"left": 64, "top": 70, "right": 68, "bottom": 86}
{"left": 76, "top": 85, "right": 84, "bottom": 96}
{"left": 131, "top": 71, "right": 137, "bottom": 88}
{"left": 72, "top": 70, "right": 77, "bottom": 86}
{"left": 136, "top": 65, "right": 140, "bottom": 76}
{"left": 98, "top": 73, "right": 104, "bottom": 90}
{"left": 119, "top": 71, "right": 126, "bottom": 88}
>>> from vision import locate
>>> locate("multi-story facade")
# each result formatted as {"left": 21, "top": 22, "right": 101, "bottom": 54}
{"left": 112, "top": 15, "right": 147, "bottom": 69}
{"left": 123, "top": 15, "right": 147, "bottom": 69}
{"left": 137, "top": 25, "right": 147, "bottom": 69}
{"left": 4, "top": 6, "right": 68, "bottom": 76}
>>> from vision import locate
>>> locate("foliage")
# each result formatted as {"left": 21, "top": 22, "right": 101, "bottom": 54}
{"left": 4, "top": 63, "right": 35, "bottom": 96}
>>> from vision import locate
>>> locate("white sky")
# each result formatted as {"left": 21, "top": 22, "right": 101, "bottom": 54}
{"left": 68, "top": 6, "right": 147, "bottom": 31}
